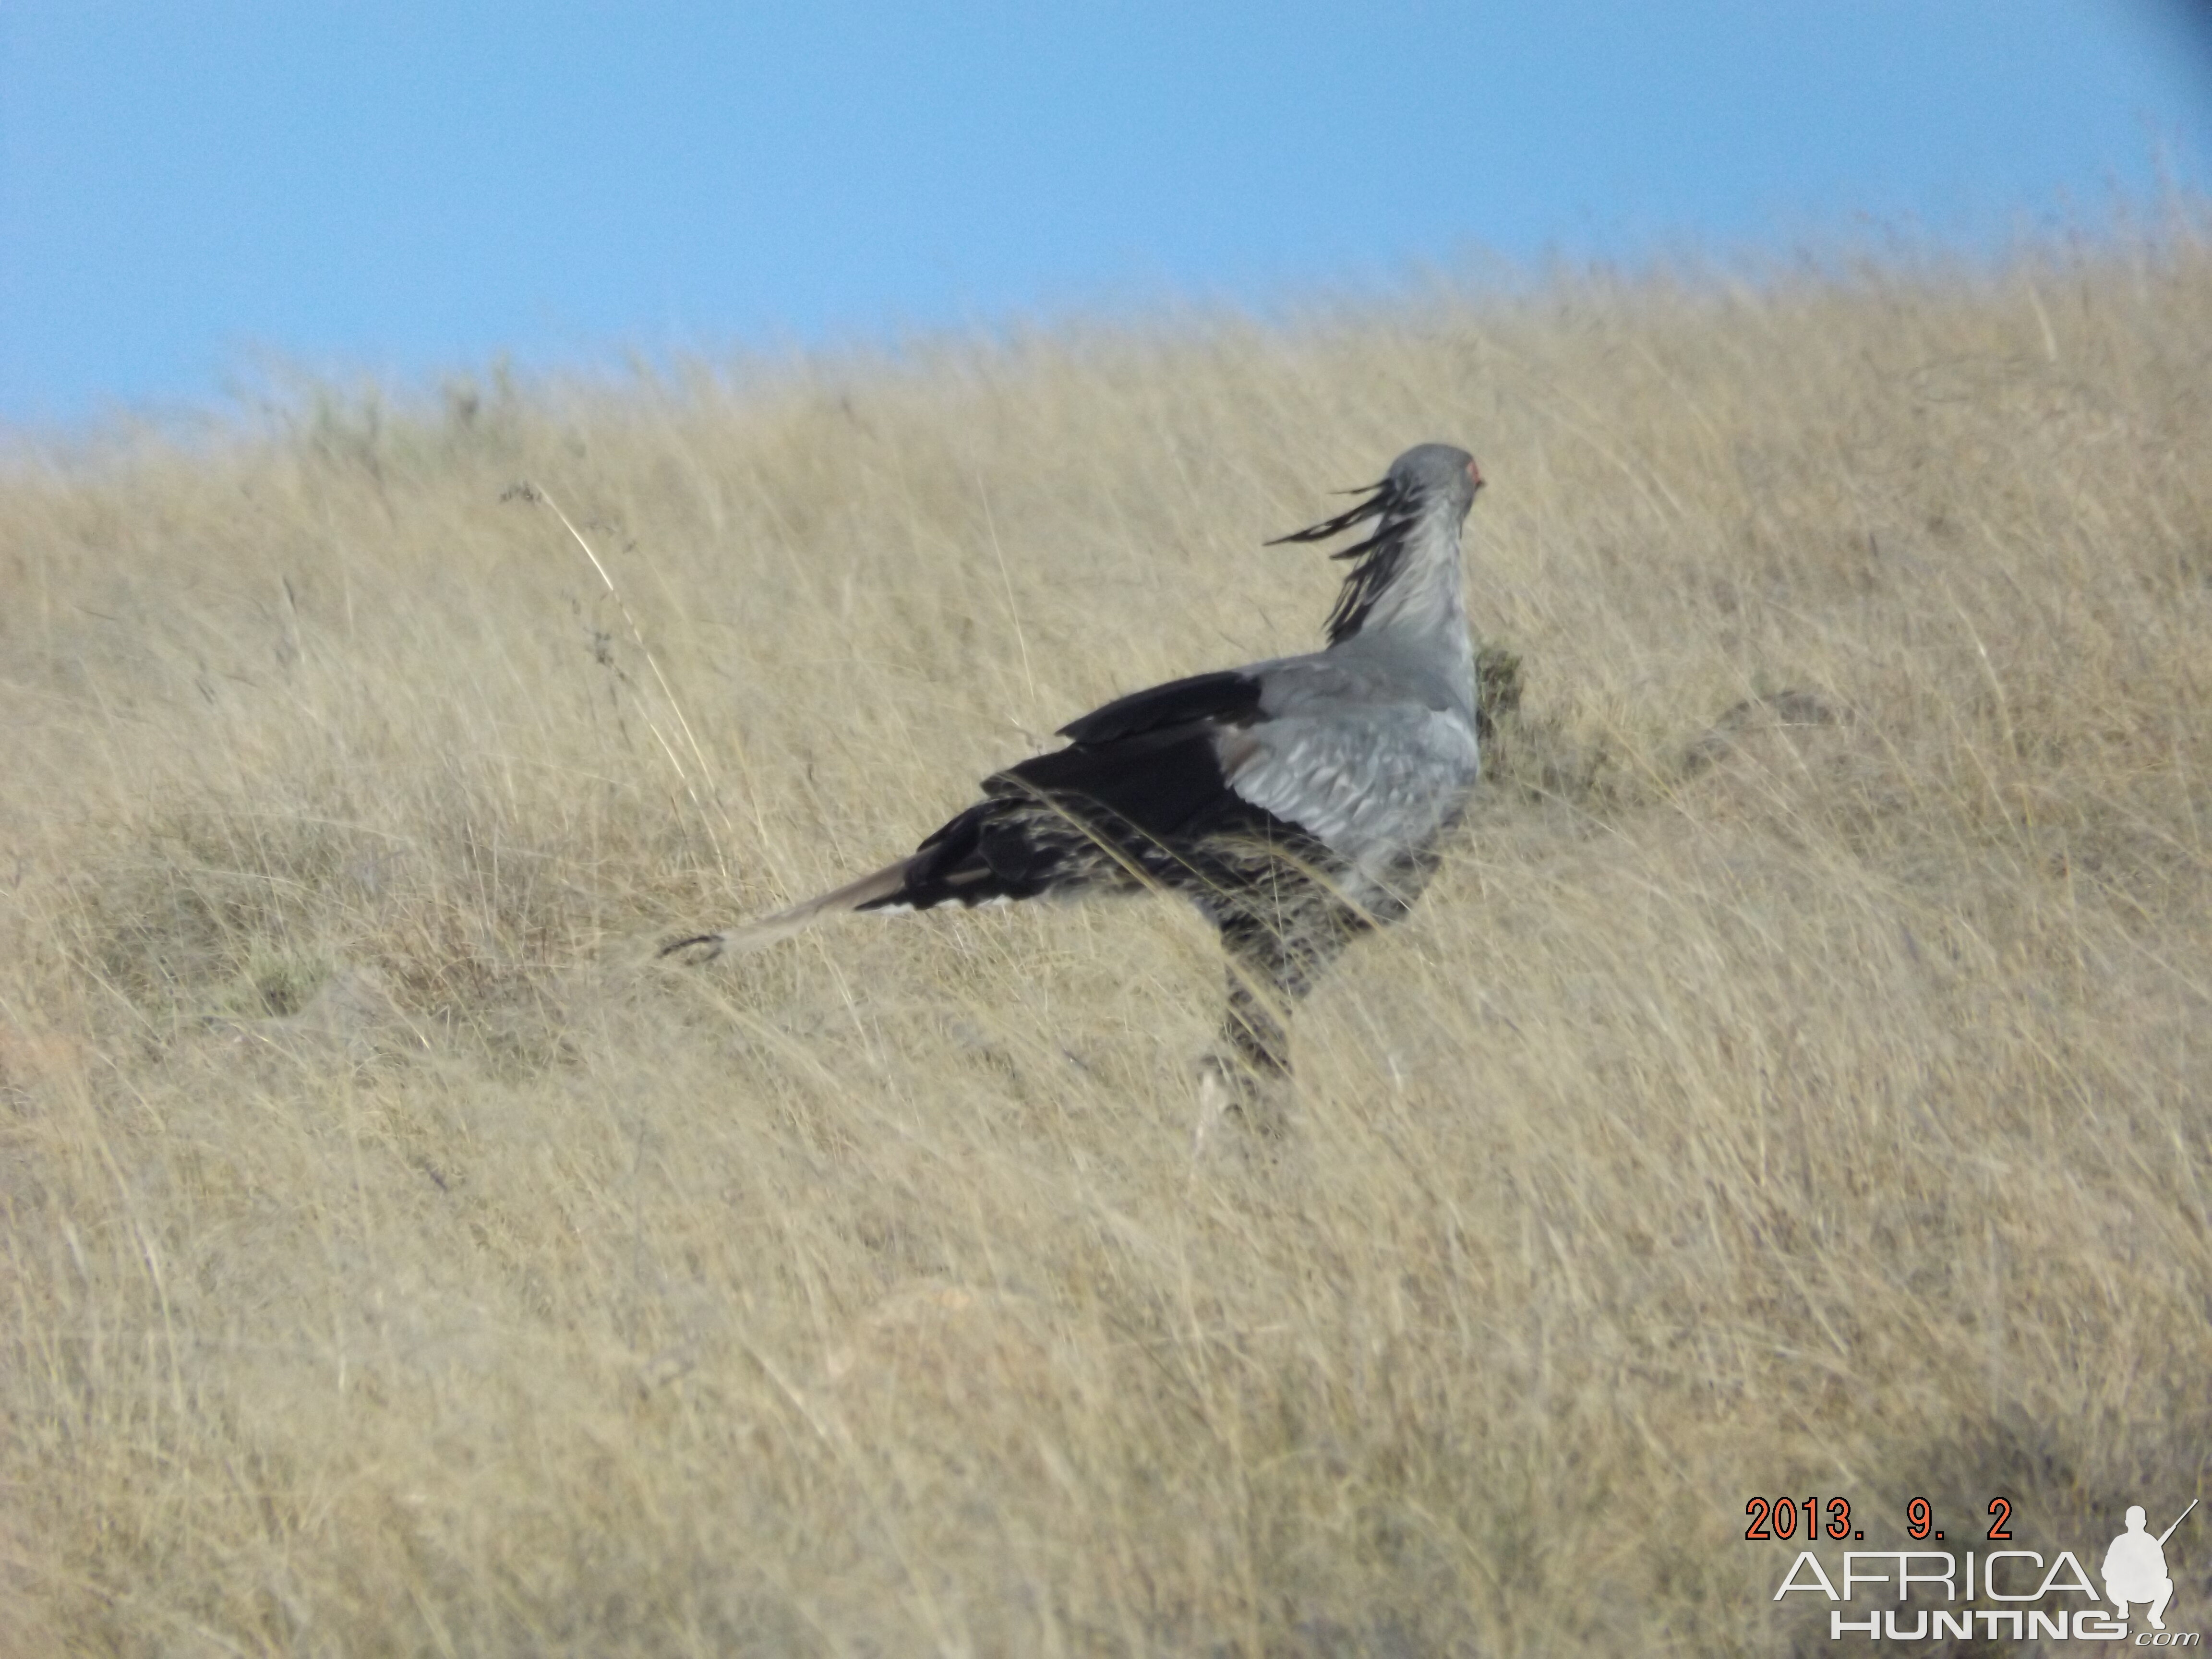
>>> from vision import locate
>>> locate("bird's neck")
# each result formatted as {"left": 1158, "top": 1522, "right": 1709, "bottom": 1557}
{"left": 1334, "top": 522, "right": 1475, "bottom": 711}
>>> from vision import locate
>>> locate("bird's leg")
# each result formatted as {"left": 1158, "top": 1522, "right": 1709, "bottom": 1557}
{"left": 1195, "top": 983, "right": 1295, "bottom": 1147}
{"left": 1222, "top": 956, "right": 1296, "bottom": 1080}
{"left": 1197, "top": 907, "right": 1359, "bottom": 1140}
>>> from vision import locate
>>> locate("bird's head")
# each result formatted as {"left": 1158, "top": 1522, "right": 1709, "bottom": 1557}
{"left": 1384, "top": 443, "right": 1483, "bottom": 522}
{"left": 1267, "top": 443, "right": 1483, "bottom": 644}
{"left": 1267, "top": 442, "right": 1482, "bottom": 553}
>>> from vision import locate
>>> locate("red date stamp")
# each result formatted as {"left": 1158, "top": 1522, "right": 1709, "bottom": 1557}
{"left": 1744, "top": 1495, "right": 2013, "bottom": 1543}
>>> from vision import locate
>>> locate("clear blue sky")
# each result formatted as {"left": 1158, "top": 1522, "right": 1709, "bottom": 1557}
{"left": 3, "top": 3, "right": 2209, "bottom": 428}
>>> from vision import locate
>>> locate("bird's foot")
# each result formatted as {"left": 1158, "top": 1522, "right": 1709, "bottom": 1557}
{"left": 1192, "top": 1051, "right": 1294, "bottom": 1153}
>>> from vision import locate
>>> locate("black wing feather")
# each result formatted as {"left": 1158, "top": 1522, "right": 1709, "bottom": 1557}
{"left": 1055, "top": 670, "right": 1261, "bottom": 745}
{"left": 858, "top": 669, "right": 1301, "bottom": 913}
{"left": 997, "top": 723, "right": 1244, "bottom": 842}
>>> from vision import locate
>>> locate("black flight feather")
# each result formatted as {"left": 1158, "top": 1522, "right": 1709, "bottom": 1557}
{"left": 858, "top": 673, "right": 1295, "bottom": 915}
{"left": 1055, "top": 670, "right": 1261, "bottom": 745}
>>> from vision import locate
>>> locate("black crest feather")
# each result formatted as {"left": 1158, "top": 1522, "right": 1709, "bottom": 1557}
{"left": 1266, "top": 474, "right": 1419, "bottom": 645}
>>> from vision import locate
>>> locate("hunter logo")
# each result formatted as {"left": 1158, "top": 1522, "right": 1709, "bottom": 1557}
{"left": 2105, "top": 1502, "right": 2196, "bottom": 1634}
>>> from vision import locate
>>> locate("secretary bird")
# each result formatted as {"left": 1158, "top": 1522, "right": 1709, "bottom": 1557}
{"left": 663, "top": 442, "right": 1487, "bottom": 1102}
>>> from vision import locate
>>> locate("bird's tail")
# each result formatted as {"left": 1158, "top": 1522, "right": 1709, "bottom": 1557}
{"left": 658, "top": 857, "right": 919, "bottom": 962}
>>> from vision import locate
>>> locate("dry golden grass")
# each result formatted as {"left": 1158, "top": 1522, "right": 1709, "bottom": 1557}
{"left": 4, "top": 222, "right": 2212, "bottom": 1655}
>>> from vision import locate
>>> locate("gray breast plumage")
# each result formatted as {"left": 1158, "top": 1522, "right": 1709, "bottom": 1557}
{"left": 1220, "top": 652, "right": 1481, "bottom": 905}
